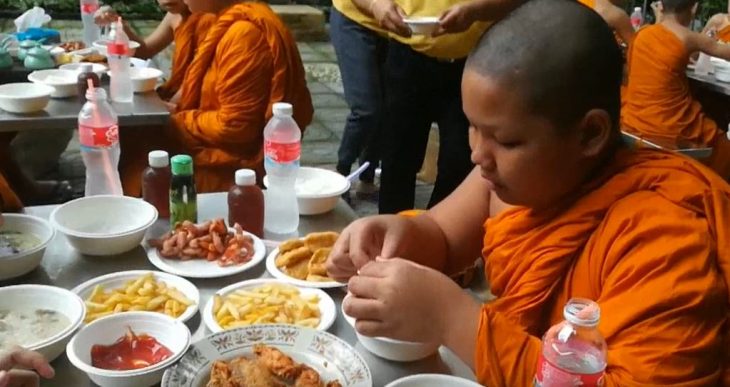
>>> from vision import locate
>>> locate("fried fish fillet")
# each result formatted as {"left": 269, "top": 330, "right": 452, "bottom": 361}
{"left": 284, "top": 256, "right": 310, "bottom": 280}
{"left": 304, "top": 232, "right": 339, "bottom": 252}
{"left": 253, "top": 344, "right": 302, "bottom": 382}
{"left": 279, "top": 239, "right": 305, "bottom": 255}
{"left": 275, "top": 246, "right": 312, "bottom": 268}
{"left": 307, "top": 248, "right": 330, "bottom": 277}
{"left": 229, "top": 357, "right": 284, "bottom": 387}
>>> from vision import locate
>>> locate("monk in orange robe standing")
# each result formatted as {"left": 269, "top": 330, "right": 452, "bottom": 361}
{"left": 327, "top": 0, "right": 730, "bottom": 385}
{"left": 622, "top": 0, "right": 730, "bottom": 179}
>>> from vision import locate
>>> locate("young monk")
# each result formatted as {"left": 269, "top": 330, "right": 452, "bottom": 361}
{"left": 327, "top": 0, "right": 730, "bottom": 385}
{"left": 622, "top": 0, "right": 730, "bottom": 179}
{"left": 703, "top": 2, "right": 730, "bottom": 42}
{"left": 95, "top": 0, "right": 215, "bottom": 100}
{"left": 118, "top": 0, "right": 312, "bottom": 195}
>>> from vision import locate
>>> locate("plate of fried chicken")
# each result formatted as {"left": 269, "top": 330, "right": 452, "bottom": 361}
{"left": 161, "top": 325, "right": 371, "bottom": 387}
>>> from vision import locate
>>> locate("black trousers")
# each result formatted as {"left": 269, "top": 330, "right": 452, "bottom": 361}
{"left": 378, "top": 40, "right": 473, "bottom": 214}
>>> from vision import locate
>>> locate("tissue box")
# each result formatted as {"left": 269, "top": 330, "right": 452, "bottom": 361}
{"left": 14, "top": 28, "right": 61, "bottom": 44}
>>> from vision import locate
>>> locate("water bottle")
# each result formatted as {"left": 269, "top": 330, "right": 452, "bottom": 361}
{"left": 80, "top": 0, "right": 101, "bottom": 47}
{"left": 630, "top": 7, "right": 643, "bottom": 31}
{"left": 264, "top": 102, "right": 300, "bottom": 234}
{"left": 534, "top": 298, "right": 607, "bottom": 386}
{"left": 78, "top": 86, "right": 123, "bottom": 196}
{"left": 107, "top": 18, "right": 133, "bottom": 103}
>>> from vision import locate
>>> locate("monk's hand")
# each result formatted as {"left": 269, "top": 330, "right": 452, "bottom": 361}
{"left": 0, "top": 346, "right": 54, "bottom": 387}
{"left": 163, "top": 101, "right": 178, "bottom": 113}
{"left": 326, "top": 215, "right": 414, "bottom": 282}
{"left": 433, "top": 3, "right": 475, "bottom": 37}
{"left": 371, "top": 0, "right": 412, "bottom": 37}
{"left": 93, "top": 5, "right": 118, "bottom": 27}
{"left": 169, "top": 91, "right": 182, "bottom": 105}
{"left": 344, "top": 258, "right": 477, "bottom": 343}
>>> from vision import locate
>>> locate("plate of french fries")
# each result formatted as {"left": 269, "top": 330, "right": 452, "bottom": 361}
{"left": 202, "top": 279, "right": 336, "bottom": 333}
{"left": 265, "top": 232, "right": 346, "bottom": 289}
{"left": 71, "top": 270, "right": 199, "bottom": 324}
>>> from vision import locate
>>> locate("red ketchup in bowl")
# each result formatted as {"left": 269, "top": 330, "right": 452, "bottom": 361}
{"left": 91, "top": 328, "right": 172, "bottom": 371}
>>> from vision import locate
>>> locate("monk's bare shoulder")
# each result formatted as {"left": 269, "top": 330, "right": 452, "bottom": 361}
{"left": 166, "top": 12, "right": 184, "bottom": 32}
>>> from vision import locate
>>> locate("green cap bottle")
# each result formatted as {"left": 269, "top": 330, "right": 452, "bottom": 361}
{"left": 171, "top": 154, "right": 193, "bottom": 175}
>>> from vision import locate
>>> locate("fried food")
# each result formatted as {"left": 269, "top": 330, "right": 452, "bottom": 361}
{"left": 59, "top": 40, "right": 85, "bottom": 52}
{"left": 208, "top": 344, "right": 341, "bottom": 387}
{"left": 274, "top": 232, "right": 339, "bottom": 282}
{"left": 212, "top": 284, "right": 321, "bottom": 329}
{"left": 83, "top": 272, "right": 194, "bottom": 323}
{"left": 81, "top": 53, "right": 106, "bottom": 63}
{"left": 150, "top": 219, "right": 255, "bottom": 267}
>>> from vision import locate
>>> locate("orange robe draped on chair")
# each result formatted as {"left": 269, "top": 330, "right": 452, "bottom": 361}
{"left": 157, "top": 13, "right": 216, "bottom": 100}
{"left": 474, "top": 148, "right": 730, "bottom": 386}
{"left": 169, "top": 2, "right": 313, "bottom": 193}
{"left": 622, "top": 25, "right": 720, "bottom": 146}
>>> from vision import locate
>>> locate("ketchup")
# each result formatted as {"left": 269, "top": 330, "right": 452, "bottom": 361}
{"left": 228, "top": 169, "right": 264, "bottom": 237}
{"left": 91, "top": 329, "right": 172, "bottom": 371}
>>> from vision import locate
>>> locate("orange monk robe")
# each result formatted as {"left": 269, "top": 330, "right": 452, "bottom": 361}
{"left": 157, "top": 13, "right": 216, "bottom": 101}
{"left": 622, "top": 25, "right": 720, "bottom": 147}
{"left": 474, "top": 148, "right": 730, "bottom": 386}
{"left": 0, "top": 133, "right": 23, "bottom": 211}
{"left": 717, "top": 23, "right": 730, "bottom": 42}
{"left": 169, "top": 2, "right": 313, "bottom": 193}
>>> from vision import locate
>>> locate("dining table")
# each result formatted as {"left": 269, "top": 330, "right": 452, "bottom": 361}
{"left": 5, "top": 192, "right": 477, "bottom": 387}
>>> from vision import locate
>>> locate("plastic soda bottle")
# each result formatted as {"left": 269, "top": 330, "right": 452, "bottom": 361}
{"left": 78, "top": 85, "right": 122, "bottom": 196}
{"left": 630, "top": 7, "right": 643, "bottom": 30}
{"left": 263, "top": 102, "right": 300, "bottom": 234}
{"left": 107, "top": 17, "right": 133, "bottom": 103}
{"left": 80, "top": 0, "right": 101, "bottom": 47}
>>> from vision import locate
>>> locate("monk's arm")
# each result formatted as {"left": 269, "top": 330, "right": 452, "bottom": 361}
{"left": 605, "top": 7, "right": 635, "bottom": 46}
{"left": 130, "top": 12, "right": 175, "bottom": 60}
{"left": 694, "top": 30, "right": 730, "bottom": 60}
{"left": 171, "top": 22, "right": 272, "bottom": 147}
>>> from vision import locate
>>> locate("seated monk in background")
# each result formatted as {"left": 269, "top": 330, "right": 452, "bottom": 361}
{"left": 120, "top": 0, "right": 313, "bottom": 195}
{"left": 703, "top": 1, "right": 730, "bottom": 42}
{"left": 95, "top": 0, "right": 215, "bottom": 100}
{"left": 327, "top": 0, "right": 730, "bottom": 385}
{"left": 622, "top": 0, "right": 730, "bottom": 179}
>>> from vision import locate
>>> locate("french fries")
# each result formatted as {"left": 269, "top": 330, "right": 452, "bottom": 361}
{"left": 213, "top": 284, "right": 321, "bottom": 329}
{"left": 84, "top": 273, "right": 194, "bottom": 323}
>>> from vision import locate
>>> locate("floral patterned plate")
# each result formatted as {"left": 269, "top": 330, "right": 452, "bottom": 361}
{"left": 161, "top": 324, "right": 372, "bottom": 387}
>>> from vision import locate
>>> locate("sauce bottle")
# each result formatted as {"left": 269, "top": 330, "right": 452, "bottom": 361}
{"left": 77, "top": 63, "right": 100, "bottom": 103}
{"left": 169, "top": 154, "right": 197, "bottom": 227}
{"left": 228, "top": 169, "right": 264, "bottom": 238}
{"left": 142, "top": 150, "right": 171, "bottom": 218}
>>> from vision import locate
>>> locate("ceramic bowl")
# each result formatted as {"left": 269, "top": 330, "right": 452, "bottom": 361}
{"left": 108, "top": 67, "right": 162, "bottom": 93}
{"left": 385, "top": 374, "right": 482, "bottom": 386}
{"left": 264, "top": 167, "right": 350, "bottom": 215}
{"left": 92, "top": 39, "right": 140, "bottom": 57}
{"left": 0, "top": 82, "right": 53, "bottom": 113}
{"left": 0, "top": 213, "right": 55, "bottom": 280}
{"left": 59, "top": 62, "right": 108, "bottom": 78}
{"left": 28, "top": 69, "right": 79, "bottom": 98}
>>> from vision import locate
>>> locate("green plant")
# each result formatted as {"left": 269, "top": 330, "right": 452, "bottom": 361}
{"left": 0, "top": 0, "right": 163, "bottom": 18}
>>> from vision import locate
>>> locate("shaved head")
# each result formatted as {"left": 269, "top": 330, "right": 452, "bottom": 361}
{"left": 465, "top": 0, "right": 623, "bottom": 133}
{"left": 661, "top": 0, "right": 698, "bottom": 13}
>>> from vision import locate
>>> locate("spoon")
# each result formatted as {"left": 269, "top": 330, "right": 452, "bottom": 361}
{"left": 346, "top": 162, "right": 370, "bottom": 184}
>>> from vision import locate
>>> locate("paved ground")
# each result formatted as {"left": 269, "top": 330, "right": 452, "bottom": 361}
{"left": 3, "top": 19, "right": 436, "bottom": 217}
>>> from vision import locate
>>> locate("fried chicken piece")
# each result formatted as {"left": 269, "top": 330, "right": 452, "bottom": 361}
{"left": 307, "top": 248, "right": 330, "bottom": 277}
{"left": 294, "top": 365, "right": 323, "bottom": 387}
{"left": 253, "top": 344, "right": 302, "bottom": 382}
{"left": 279, "top": 239, "right": 306, "bottom": 254}
{"left": 229, "top": 357, "right": 284, "bottom": 387}
{"left": 207, "top": 360, "right": 233, "bottom": 387}
{"left": 284, "top": 257, "right": 311, "bottom": 280}
{"left": 275, "top": 246, "right": 312, "bottom": 268}
{"left": 325, "top": 382, "right": 343, "bottom": 387}
{"left": 304, "top": 232, "right": 339, "bottom": 252}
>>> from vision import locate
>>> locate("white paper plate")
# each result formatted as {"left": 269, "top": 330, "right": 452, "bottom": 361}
{"left": 147, "top": 229, "right": 266, "bottom": 279}
{"left": 161, "top": 325, "right": 372, "bottom": 387}
{"left": 266, "top": 246, "right": 346, "bottom": 289}
{"left": 202, "top": 278, "right": 336, "bottom": 333}
{"left": 71, "top": 270, "right": 200, "bottom": 323}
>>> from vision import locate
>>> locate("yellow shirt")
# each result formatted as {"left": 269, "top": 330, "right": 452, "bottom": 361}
{"left": 332, "top": 0, "right": 490, "bottom": 60}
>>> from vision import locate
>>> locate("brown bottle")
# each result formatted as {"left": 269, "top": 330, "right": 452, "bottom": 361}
{"left": 228, "top": 169, "right": 264, "bottom": 237}
{"left": 77, "top": 63, "right": 100, "bottom": 102}
{"left": 142, "top": 150, "right": 171, "bottom": 218}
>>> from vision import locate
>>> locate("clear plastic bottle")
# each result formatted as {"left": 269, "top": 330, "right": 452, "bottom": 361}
{"left": 228, "top": 169, "right": 265, "bottom": 238}
{"left": 80, "top": 0, "right": 101, "bottom": 47}
{"left": 107, "top": 18, "right": 133, "bottom": 103}
{"left": 534, "top": 298, "right": 607, "bottom": 387}
{"left": 263, "top": 102, "right": 300, "bottom": 234}
{"left": 78, "top": 87, "right": 123, "bottom": 196}
{"left": 142, "top": 150, "right": 171, "bottom": 218}
{"left": 630, "top": 7, "right": 643, "bottom": 31}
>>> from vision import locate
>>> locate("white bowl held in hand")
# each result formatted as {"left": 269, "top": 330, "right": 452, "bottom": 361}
{"left": 264, "top": 167, "right": 351, "bottom": 215}
{"left": 0, "top": 285, "right": 85, "bottom": 362}
{"left": 66, "top": 312, "right": 191, "bottom": 387}
{"left": 403, "top": 16, "right": 441, "bottom": 35}
{"left": 0, "top": 82, "right": 53, "bottom": 113}
{"left": 28, "top": 69, "right": 79, "bottom": 98}
{"left": 386, "top": 374, "right": 482, "bottom": 387}
{"left": 50, "top": 195, "right": 158, "bottom": 256}
{"left": 0, "top": 213, "right": 55, "bottom": 280}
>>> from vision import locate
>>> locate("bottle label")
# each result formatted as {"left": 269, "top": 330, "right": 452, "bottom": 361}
{"left": 79, "top": 124, "right": 119, "bottom": 148}
{"left": 81, "top": 3, "right": 99, "bottom": 14}
{"left": 107, "top": 42, "right": 129, "bottom": 56}
{"left": 534, "top": 354, "right": 605, "bottom": 387}
{"left": 264, "top": 140, "right": 300, "bottom": 163}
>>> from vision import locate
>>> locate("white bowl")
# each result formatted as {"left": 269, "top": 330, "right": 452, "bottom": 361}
{"left": 202, "top": 278, "right": 336, "bottom": 333}
{"left": 109, "top": 67, "right": 162, "bottom": 93}
{"left": 27, "top": 69, "right": 79, "bottom": 98}
{"left": 0, "top": 214, "right": 55, "bottom": 280}
{"left": 50, "top": 195, "right": 158, "bottom": 256}
{"left": 129, "top": 57, "right": 149, "bottom": 68}
{"left": 386, "top": 374, "right": 482, "bottom": 387}
{"left": 59, "top": 62, "right": 108, "bottom": 78}
{"left": 264, "top": 167, "right": 351, "bottom": 215}
{"left": 404, "top": 17, "right": 440, "bottom": 35}
{"left": 66, "top": 312, "right": 191, "bottom": 387}
{"left": 71, "top": 270, "right": 200, "bottom": 323}
{"left": 92, "top": 39, "right": 140, "bottom": 58}
{"left": 0, "top": 82, "right": 53, "bottom": 113}
{"left": 342, "top": 299, "right": 439, "bottom": 362}
{"left": 715, "top": 67, "right": 730, "bottom": 83}
{"left": 0, "top": 285, "right": 85, "bottom": 362}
